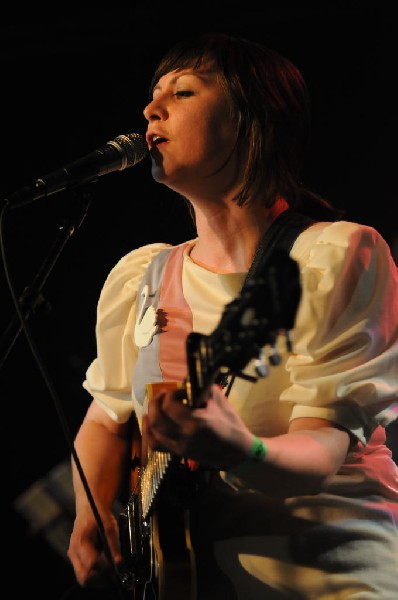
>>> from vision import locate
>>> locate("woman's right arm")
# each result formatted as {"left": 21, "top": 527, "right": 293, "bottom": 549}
{"left": 67, "top": 400, "right": 132, "bottom": 589}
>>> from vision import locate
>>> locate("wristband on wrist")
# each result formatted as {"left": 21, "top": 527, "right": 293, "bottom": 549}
{"left": 248, "top": 435, "right": 267, "bottom": 461}
{"left": 227, "top": 435, "right": 267, "bottom": 474}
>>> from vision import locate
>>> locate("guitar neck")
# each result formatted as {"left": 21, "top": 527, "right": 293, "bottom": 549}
{"left": 140, "top": 448, "right": 173, "bottom": 519}
{"left": 141, "top": 381, "right": 188, "bottom": 519}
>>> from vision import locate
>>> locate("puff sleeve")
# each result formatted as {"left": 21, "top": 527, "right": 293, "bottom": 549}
{"left": 283, "top": 221, "right": 398, "bottom": 444}
{"left": 83, "top": 242, "right": 171, "bottom": 422}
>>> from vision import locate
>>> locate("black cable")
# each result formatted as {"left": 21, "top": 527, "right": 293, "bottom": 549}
{"left": 0, "top": 198, "right": 126, "bottom": 600}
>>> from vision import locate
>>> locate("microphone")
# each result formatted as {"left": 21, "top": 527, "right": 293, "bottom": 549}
{"left": 7, "top": 132, "right": 148, "bottom": 208}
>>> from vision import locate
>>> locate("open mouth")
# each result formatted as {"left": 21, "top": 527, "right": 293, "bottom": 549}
{"left": 152, "top": 135, "right": 168, "bottom": 146}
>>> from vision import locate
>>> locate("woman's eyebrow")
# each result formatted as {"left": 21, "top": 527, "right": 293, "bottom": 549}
{"left": 153, "top": 69, "right": 216, "bottom": 93}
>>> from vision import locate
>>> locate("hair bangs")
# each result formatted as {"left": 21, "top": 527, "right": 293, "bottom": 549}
{"left": 149, "top": 34, "right": 234, "bottom": 96}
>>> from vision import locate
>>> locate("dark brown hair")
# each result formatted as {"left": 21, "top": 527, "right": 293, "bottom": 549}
{"left": 150, "top": 32, "right": 342, "bottom": 220}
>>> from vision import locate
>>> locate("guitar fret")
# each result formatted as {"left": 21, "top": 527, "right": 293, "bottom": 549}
{"left": 141, "top": 450, "right": 172, "bottom": 519}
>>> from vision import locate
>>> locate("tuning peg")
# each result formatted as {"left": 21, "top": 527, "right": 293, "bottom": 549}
{"left": 254, "top": 349, "right": 269, "bottom": 378}
{"left": 268, "top": 344, "right": 282, "bottom": 366}
{"left": 285, "top": 330, "right": 293, "bottom": 353}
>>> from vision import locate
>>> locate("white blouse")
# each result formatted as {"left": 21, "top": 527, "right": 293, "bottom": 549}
{"left": 84, "top": 220, "right": 398, "bottom": 445}
{"left": 82, "top": 219, "right": 398, "bottom": 597}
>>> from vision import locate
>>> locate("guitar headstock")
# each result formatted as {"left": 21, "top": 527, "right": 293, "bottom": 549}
{"left": 185, "top": 249, "right": 301, "bottom": 406}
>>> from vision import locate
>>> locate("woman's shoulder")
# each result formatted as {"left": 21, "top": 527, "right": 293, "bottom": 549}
{"left": 115, "top": 241, "right": 173, "bottom": 272}
{"left": 292, "top": 219, "right": 393, "bottom": 263}
{"left": 98, "top": 242, "right": 173, "bottom": 303}
{"left": 98, "top": 240, "right": 198, "bottom": 303}
{"left": 298, "top": 218, "right": 382, "bottom": 241}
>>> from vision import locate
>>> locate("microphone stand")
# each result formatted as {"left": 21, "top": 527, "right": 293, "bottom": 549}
{"left": 0, "top": 185, "right": 93, "bottom": 370}
{"left": 0, "top": 183, "right": 128, "bottom": 598}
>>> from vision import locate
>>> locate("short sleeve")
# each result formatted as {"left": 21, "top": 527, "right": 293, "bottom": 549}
{"left": 282, "top": 221, "right": 398, "bottom": 444}
{"left": 83, "top": 242, "right": 171, "bottom": 422}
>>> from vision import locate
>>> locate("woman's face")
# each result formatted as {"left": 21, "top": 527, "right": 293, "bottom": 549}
{"left": 143, "top": 67, "right": 240, "bottom": 198}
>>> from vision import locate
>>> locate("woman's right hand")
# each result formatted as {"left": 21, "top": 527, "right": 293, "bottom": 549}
{"left": 67, "top": 504, "right": 123, "bottom": 590}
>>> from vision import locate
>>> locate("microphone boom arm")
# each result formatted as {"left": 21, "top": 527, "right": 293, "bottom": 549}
{"left": 7, "top": 132, "right": 147, "bottom": 209}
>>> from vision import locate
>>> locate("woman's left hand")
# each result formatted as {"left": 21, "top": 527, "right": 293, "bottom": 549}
{"left": 143, "top": 383, "right": 253, "bottom": 469}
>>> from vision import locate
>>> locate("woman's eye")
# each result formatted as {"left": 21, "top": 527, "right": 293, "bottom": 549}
{"left": 174, "top": 90, "right": 194, "bottom": 98}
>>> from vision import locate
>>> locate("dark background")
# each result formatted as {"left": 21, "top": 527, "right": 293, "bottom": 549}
{"left": 1, "top": 3, "right": 397, "bottom": 598}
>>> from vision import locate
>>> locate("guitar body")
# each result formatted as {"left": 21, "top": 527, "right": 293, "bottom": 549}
{"left": 119, "top": 402, "right": 198, "bottom": 600}
{"left": 151, "top": 473, "right": 196, "bottom": 600}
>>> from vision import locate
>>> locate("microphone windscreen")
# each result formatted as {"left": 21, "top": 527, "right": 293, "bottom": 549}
{"left": 108, "top": 133, "right": 148, "bottom": 170}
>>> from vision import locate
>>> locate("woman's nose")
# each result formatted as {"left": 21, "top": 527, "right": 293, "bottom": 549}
{"left": 143, "top": 98, "right": 165, "bottom": 122}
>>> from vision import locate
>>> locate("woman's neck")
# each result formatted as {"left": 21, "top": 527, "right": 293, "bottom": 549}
{"left": 189, "top": 196, "right": 289, "bottom": 273}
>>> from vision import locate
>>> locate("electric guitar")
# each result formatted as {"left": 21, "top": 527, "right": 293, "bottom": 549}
{"left": 118, "top": 249, "right": 301, "bottom": 600}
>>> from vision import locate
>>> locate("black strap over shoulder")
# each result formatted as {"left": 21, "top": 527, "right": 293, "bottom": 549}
{"left": 223, "top": 209, "right": 314, "bottom": 397}
{"left": 243, "top": 209, "right": 314, "bottom": 288}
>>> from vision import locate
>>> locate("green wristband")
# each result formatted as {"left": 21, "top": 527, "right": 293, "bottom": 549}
{"left": 248, "top": 435, "right": 267, "bottom": 461}
{"left": 227, "top": 436, "right": 267, "bottom": 474}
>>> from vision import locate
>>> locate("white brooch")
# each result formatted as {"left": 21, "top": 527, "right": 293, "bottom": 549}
{"left": 134, "top": 284, "right": 158, "bottom": 347}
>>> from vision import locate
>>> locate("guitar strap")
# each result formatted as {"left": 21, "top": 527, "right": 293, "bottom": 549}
{"left": 242, "top": 209, "right": 315, "bottom": 289}
{"left": 224, "top": 209, "right": 315, "bottom": 397}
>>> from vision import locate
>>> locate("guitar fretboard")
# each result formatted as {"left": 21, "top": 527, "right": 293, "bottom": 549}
{"left": 140, "top": 450, "right": 172, "bottom": 519}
